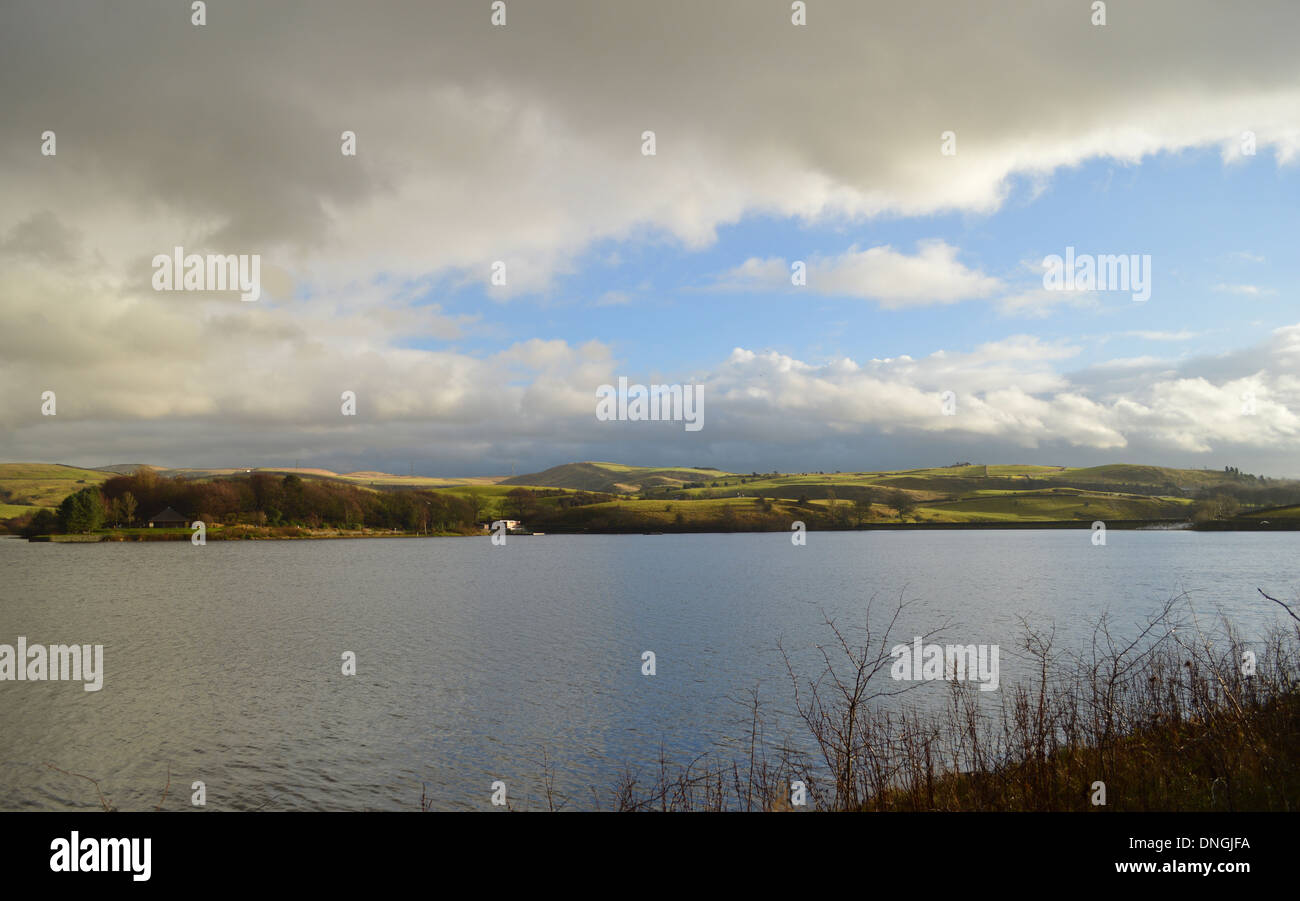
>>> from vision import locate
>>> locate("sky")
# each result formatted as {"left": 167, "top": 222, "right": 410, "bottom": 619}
{"left": 1, "top": 0, "right": 1298, "bottom": 478}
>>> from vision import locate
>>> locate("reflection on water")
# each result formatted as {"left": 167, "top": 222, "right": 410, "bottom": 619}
{"left": 0, "top": 531, "right": 1294, "bottom": 810}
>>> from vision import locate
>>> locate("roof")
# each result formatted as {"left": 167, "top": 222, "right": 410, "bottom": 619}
{"left": 148, "top": 506, "right": 188, "bottom": 522}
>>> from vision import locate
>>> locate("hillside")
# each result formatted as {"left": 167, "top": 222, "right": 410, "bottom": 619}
{"left": 95, "top": 463, "right": 153, "bottom": 475}
{"left": 504, "top": 460, "right": 1250, "bottom": 497}
{"left": 493, "top": 460, "right": 1297, "bottom": 531}
{"left": 0, "top": 463, "right": 501, "bottom": 526}
{"left": 3, "top": 459, "right": 1295, "bottom": 535}
{"left": 500, "top": 462, "right": 724, "bottom": 493}
{"left": 0, "top": 463, "right": 112, "bottom": 515}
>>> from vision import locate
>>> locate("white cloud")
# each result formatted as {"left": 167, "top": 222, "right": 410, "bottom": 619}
{"left": 995, "top": 287, "right": 1101, "bottom": 318}
{"left": 717, "top": 240, "right": 1002, "bottom": 308}
{"left": 1213, "top": 283, "right": 1274, "bottom": 296}
{"left": 1091, "top": 356, "right": 1174, "bottom": 370}
{"left": 706, "top": 331, "right": 1300, "bottom": 456}
{"left": 592, "top": 290, "right": 631, "bottom": 307}
{"left": 1119, "top": 330, "right": 1202, "bottom": 342}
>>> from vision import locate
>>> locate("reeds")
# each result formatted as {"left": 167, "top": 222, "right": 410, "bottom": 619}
{"left": 600, "top": 591, "right": 1300, "bottom": 811}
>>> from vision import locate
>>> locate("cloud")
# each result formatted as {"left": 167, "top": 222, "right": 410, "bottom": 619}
{"left": 717, "top": 240, "right": 1003, "bottom": 308}
{"left": 1119, "top": 330, "right": 1201, "bottom": 342}
{"left": 5, "top": 1, "right": 1300, "bottom": 292}
{"left": 1213, "top": 283, "right": 1274, "bottom": 296}
{"left": 3, "top": 1, "right": 1300, "bottom": 474}
{"left": 706, "top": 329, "right": 1300, "bottom": 458}
{"left": 5, "top": 303, "right": 1299, "bottom": 473}
{"left": 592, "top": 290, "right": 632, "bottom": 307}
{"left": 1091, "top": 356, "right": 1174, "bottom": 370}
{"left": 995, "top": 287, "right": 1101, "bottom": 318}
{"left": 711, "top": 339, "right": 1119, "bottom": 449}
{"left": 0, "top": 211, "right": 82, "bottom": 265}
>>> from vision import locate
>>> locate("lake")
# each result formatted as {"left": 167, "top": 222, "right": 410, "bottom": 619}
{"left": 1, "top": 530, "right": 1295, "bottom": 810}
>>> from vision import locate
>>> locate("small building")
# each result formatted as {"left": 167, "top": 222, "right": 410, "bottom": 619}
{"left": 481, "top": 519, "right": 521, "bottom": 532}
{"left": 147, "top": 506, "right": 188, "bottom": 528}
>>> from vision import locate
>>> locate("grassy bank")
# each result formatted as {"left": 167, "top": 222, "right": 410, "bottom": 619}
{"left": 588, "top": 592, "right": 1300, "bottom": 812}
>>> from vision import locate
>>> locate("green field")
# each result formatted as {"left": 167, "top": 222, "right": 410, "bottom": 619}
{"left": 496, "top": 460, "right": 1284, "bottom": 529}
{"left": 3, "top": 458, "right": 1292, "bottom": 534}
{"left": 916, "top": 492, "right": 1193, "bottom": 522}
{"left": 500, "top": 461, "right": 725, "bottom": 493}
{"left": 0, "top": 463, "right": 111, "bottom": 510}
{"left": 0, "top": 503, "right": 51, "bottom": 518}
{"left": 1243, "top": 505, "right": 1300, "bottom": 519}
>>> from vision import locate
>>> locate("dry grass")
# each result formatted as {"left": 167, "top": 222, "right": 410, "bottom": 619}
{"left": 596, "top": 592, "right": 1300, "bottom": 811}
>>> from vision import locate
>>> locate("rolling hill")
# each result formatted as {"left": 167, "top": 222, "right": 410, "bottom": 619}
{"left": 500, "top": 461, "right": 724, "bottom": 493}
{"left": 0, "top": 463, "right": 113, "bottom": 512}
{"left": 2, "top": 459, "right": 1294, "bottom": 533}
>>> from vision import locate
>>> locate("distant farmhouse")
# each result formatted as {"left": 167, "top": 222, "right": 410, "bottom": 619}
{"left": 146, "top": 506, "right": 188, "bottom": 528}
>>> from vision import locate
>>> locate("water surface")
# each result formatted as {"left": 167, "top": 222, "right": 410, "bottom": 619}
{"left": 1, "top": 530, "right": 1294, "bottom": 810}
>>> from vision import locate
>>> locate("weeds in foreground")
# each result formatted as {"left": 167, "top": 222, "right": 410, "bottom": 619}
{"left": 591, "top": 591, "right": 1300, "bottom": 811}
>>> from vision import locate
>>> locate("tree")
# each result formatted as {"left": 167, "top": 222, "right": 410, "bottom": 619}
{"left": 250, "top": 472, "right": 283, "bottom": 512}
{"left": 280, "top": 474, "right": 305, "bottom": 521}
{"left": 1193, "top": 494, "right": 1240, "bottom": 523}
{"left": 887, "top": 489, "right": 916, "bottom": 518}
{"left": 720, "top": 504, "right": 737, "bottom": 530}
{"left": 466, "top": 491, "right": 486, "bottom": 524}
{"left": 119, "top": 491, "right": 137, "bottom": 526}
{"left": 503, "top": 488, "right": 537, "bottom": 521}
{"left": 58, "top": 487, "right": 105, "bottom": 533}
{"left": 21, "top": 508, "right": 58, "bottom": 538}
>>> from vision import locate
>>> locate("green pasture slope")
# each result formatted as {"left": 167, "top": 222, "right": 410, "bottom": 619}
{"left": 498, "top": 460, "right": 1263, "bottom": 527}
{"left": 5, "top": 458, "right": 1291, "bottom": 535}
{"left": 0, "top": 463, "right": 112, "bottom": 514}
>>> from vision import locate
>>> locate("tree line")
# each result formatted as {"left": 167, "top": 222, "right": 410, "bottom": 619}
{"left": 16, "top": 470, "right": 481, "bottom": 536}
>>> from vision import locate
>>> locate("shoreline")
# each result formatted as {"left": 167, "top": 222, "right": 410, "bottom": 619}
{"left": 15, "top": 518, "right": 1300, "bottom": 542}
